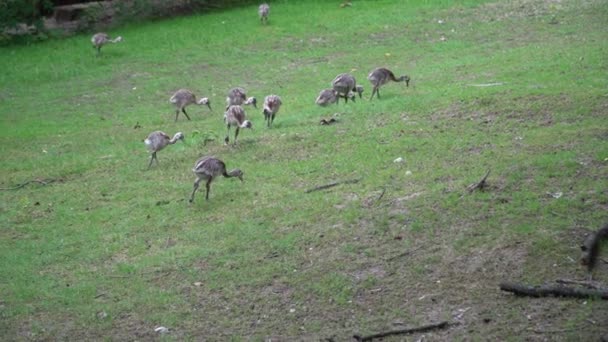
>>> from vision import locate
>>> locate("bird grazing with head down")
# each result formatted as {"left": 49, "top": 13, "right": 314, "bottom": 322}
{"left": 332, "top": 73, "right": 363, "bottom": 103}
{"left": 262, "top": 95, "right": 282, "bottom": 128}
{"left": 224, "top": 105, "right": 253, "bottom": 145}
{"left": 91, "top": 32, "right": 122, "bottom": 56}
{"left": 367, "top": 67, "right": 410, "bottom": 100}
{"left": 315, "top": 88, "right": 354, "bottom": 107}
{"left": 226, "top": 87, "right": 257, "bottom": 110}
{"left": 170, "top": 89, "right": 211, "bottom": 122}
{"left": 144, "top": 131, "right": 184, "bottom": 169}
{"left": 189, "top": 156, "right": 243, "bottom": 202}
{"left": 258, "top": 3, "right": 270, "bottom": 24}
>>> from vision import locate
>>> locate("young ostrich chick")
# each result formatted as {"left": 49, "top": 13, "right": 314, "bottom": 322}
{"left": 91, "top": 32, "right": 122, "bottom": 56}
{"left": 263, "top": 95, "right": 282, "bottom": 128}
{"left": 144, "top": 131, "right": 184, "bottom": 169}
{"left": 170, "top": 89, "right": 211, "bottom": 122}
{"left": 189, "top": 156, "right": 243, "bottom": 202}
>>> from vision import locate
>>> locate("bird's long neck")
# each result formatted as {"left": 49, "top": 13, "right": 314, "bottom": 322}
{"left": 387, "top": 70, "right": 400, "bottom": 82}
{"left": 110, "top": 37, "right": 121, "bottom": 43}
{"left": 224, "top": 169, "right": 240, "bottom": 178}
{"left": 169, "top": 137, "right": 180, "bottom": 144}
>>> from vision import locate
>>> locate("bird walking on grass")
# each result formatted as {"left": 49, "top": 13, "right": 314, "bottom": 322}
{"left": 170, "top": 89, "right": 211, "bottom": 122}
{"left": 91, "top": 32, "right": 122, "bottom": 56}
{"left": 262, "top": 95, "right": 282, "bottom": 128}
{"left": 367, "top": 67, "right": 410, "bottom": 100}
{"left": 258, "top": 3, "right": 270, "bottom": 24}
{"left": 224, "top": 105, "right": 253, "bottom": 144}
{"left": 144, "top": 131, "right": 184, "bottom": 169}
{"left": 332, "top": 73, "right": 363, "bottom": 103}
{"left": 226, "top": 87, "right": 257, "bottom": 110}
{"left": 189, "top": 156, "right": 243, "bottom": 202}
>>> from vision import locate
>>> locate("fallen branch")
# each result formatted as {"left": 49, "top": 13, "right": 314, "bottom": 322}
{"left": 466, "top": 169, "right": 491, "bottom": 193}
{"left": 555, "top": 278, "right": 608, "bottom": 290}
{"left": 499, "top": 282, "right": 608, "bottom": 300}
{"left": 305, "top": 178, "right": 360, "bottom": 193}
{"left": 0, "top": 179, "right": 56, "bottom": 191}
{"left": 353, "top": 321, "right": 452, "bottom": 342}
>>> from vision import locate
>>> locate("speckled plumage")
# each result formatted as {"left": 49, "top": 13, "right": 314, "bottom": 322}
{"left": 169, "top": 89, "right": 211, "bottom": 122}
{"left": 224, "top": 105, "right": 252, "bottom": 144}
{"left": 258, "top": 3, "right": 270, "bottom": 24}
{"left": 144, "top": 131, "right": 184, "bottom": 169}
{"left": 367, "top": 67, "right": 410, "bottom": 100}
{"left": 226, "top": 87, "right": 256, "bottom": 109}
{"left": 189, "top": 156, "right": 243, "bottom": 202}
{"left": 91, "top": 32, "right": 122, "bottom": 56}
{"left": 262, "top": 95, "right": 282, "bottom": 127}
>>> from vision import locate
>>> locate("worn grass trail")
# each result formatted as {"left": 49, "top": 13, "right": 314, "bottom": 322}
{"left": 1, "top": 0, "right": 607, "bottom": 339}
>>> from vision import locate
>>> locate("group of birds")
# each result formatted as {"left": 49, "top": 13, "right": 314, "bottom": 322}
{"left": 92, "top": 2, "right": 411, "bottom": 204}
{"left": 315, "top": 68, "right": 410, "bottom": 106}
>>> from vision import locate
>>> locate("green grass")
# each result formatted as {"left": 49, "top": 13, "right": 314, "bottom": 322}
{"left": 1, "top": 0, "right": 607, "bottom": 339}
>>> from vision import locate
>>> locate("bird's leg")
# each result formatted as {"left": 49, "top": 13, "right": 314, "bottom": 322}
{"left": 225, "top": 125, "right": 231, "bottom": 144}
{"left": 369, "top": 87, "right": 376, "bottom": 100}
{"left": 182, "top": 108, "right": 191, "bottom": 121}
{"left": 96, "top": 47, "right": 101, "bottom": 57}
{"left": 175, "top": 110, "right": 180, "bottom": 122}
{"left": 189, "top": 178, "right": 201, "bottom": 203}
{"left": 234, "top": 127, "right": 240, "bottom": 144}
{"left": 376, "top": 88, "right": 381, "bottom": 99}
{"left": 147, "top": 152, "right": 156, "bottom": 169}
{"left": 205, "top": 178, "right": 212, "bottom": 200}
{"left": 271, "top": 114, "right": 275, "bottom": 127}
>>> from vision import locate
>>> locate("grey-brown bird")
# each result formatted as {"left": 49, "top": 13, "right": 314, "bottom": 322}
{"left": 262, "top": 95, "right": 282, "bottom": 128}
{"left": 315, "top": 88, "right": 354, "bottom": 107}
{"left": 332, "top": 73, "right": 363, "bottom": 103}
{"left": 367, "top": 67, "right": 410, "bottom": 100}
{"left": 258, "top": 3, "right": 270, "bottom": 24}
{"left": 224, "top": 105, "right": 253, "bottom": 144}
{"left": 169, "top": 89, "right": 211, "bottom": 122}
{"left": 91, "top": 32, "right": 122, "bottom": 56}
{"left": 226, "top": 87, "right": 257, "bottom": 110}
{"left": 144, "top": 131, "right": 184, "bottom": 169}
{"left": 189, "top": 156, "right": 243, "bottom": 202}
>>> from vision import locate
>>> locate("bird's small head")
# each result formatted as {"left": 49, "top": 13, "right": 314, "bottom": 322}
{"left": 263, "top": 107, "right": 271, "bottom": 116}
{"left": 175, "top": 132, "right": 185, "bottom": 141}
{"left": 245, "top": 97, "right": 257, "bottom": 108}
{"left": 114, "top": 36, "right": 123, "bottom": 43}
{"left": 198, "top": 97, "right": 212, "bottom": 110}
{"left": 355, "top": 85, "right": 364, "bottom": 97}
{"left": 347, "top": 91, "right": 356, "bottom": 102}
{"left": 230, "top": 169, "right": 244, "bottom": 182}
{"left": 401, "top": 75, "right": 411, "bottom": 87}
{"left": 242, "top": 120, "right": 253, "bottom": 129}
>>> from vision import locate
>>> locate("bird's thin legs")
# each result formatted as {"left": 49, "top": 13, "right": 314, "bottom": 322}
{"left": 234, "top": 127, "right": 240, "bottom": 144}
{"left": 147, "top": 152, "right": 157, "bottom": 169}
{"left": 182, "top": 108, "right": 191, "bottom": 121}
{"left": 205, "top": 179, "right": 212, "bottom": 200}
{"left": 189, "top": 178, "right": 201, "bottom": 203}
{"left": 175, "top": 110, "right": 180, "bottom": 122}
{"left": 225, "top": 125, "right": 231, "bottom": 144}
{"left": 270, "top": 114, "right": 275, "bottom": 127}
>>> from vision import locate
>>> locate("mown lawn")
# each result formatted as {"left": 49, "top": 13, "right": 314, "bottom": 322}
{"left": 1, "top": 0, "right": 607, "bottom": 340}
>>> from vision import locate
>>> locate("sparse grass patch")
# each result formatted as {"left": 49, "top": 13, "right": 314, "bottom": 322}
{"left": 1, "top": 0, "right": 608, "bottom": 340}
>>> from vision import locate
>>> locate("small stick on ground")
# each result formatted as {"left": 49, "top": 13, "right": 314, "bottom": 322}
{"left": 499, "top": 281, "right": 608, "bottom": 300}
{"left": 466, "top": 169, "right": 491, "bottom": 193}
{"left": 467, "top": 82, "right": 504, "bottom": 87}
{"left": 305, "top": 178, "right": 360, "bottom": 193}
{"left": 0, "top": 179, "right": 56, "bottom": 191}
{"left": 353, "top": 321, "right": 453, "bottom": 342}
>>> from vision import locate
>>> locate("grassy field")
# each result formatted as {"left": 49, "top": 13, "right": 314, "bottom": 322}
{"left": 1, "top": 0, "right": 607, "bottom": 340}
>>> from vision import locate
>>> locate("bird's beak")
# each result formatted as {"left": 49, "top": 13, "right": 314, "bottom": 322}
{"left": 207, "top": 103, "right": 212, "bottom": 111}
{"left": 406, "top": 80, "right": 410, "bottom": 87}
{"left": 238, "top": 175, "right": 244, "bottom": 182}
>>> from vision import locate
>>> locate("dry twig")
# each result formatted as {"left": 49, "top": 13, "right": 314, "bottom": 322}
{"left": 353, "top": 321, "right": 453, "bottom": 341}
{"left": 466, "top": 169, "right": 491, "bottom": 193}
{"left": 305, "top": 178, "right": 360, "bottom": 193}
{"left": 0, "top": 179, "right": 56, "bottom": 191}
